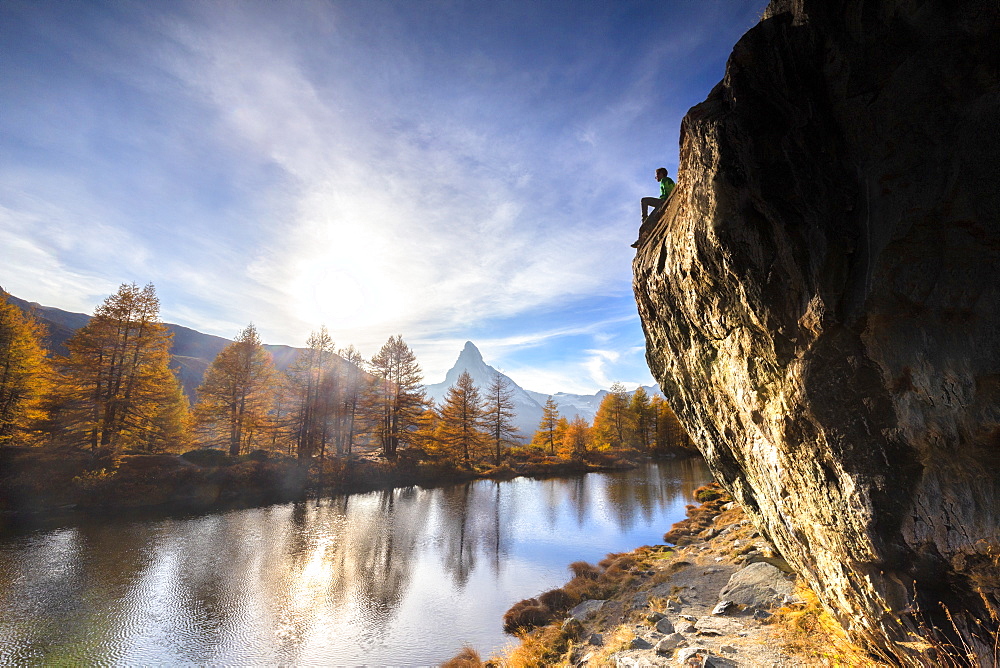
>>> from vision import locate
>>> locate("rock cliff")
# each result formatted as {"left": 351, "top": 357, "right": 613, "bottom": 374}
{"left": 633, "top": 0, "right": 1000, "bottom": 662}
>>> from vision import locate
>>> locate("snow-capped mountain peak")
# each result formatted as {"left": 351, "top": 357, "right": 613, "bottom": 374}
{"left": 425, "top": 341, "right": 663, "bottom": 438}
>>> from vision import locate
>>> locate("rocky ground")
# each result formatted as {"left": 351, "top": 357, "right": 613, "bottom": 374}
{"left": 491, "top": 486, "right": 873, "bottom": 667}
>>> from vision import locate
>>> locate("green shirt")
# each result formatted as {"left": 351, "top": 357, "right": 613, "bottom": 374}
{"left": 660, "top": 176, "right": 675, "bottom": 199}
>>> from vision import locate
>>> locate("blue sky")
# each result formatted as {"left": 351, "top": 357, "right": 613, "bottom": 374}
{"left": 1, "top": 0, "right": 763, "bottom": 394}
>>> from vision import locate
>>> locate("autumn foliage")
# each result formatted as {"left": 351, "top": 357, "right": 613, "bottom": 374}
{"left": 0, "top": 284, "right": 696, "bottom": 511}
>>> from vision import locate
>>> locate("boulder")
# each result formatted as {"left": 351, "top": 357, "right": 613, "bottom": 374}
{"left": 654, "top": 616, "right": 675, "bottom": 634}
{"left": 718, "top": 562, "right": 794, "bottom": 611}
{"left": 655, "top": 633, "right": 687, "bottom": 654}
{"left": 569, "top": 599, "right": 606, "bottom": 621}
{"left": 633, "top": 0, "right": 1000, "bottom": 662}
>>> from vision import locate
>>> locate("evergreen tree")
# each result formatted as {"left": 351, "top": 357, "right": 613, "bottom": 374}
{"left": 437, "top": 370, "right": 485, "bottom": 467}
{"left": 0, "top": 293, "right": 50, "bottom": 444}
{"left": 194, "top": 323, "right": 276, "bottom": 456}
{"left": 367, "top": 335, "right": 426, "bottom": 458}
{"left": 484, "top": 371, "right": 518, "bottom": 464}
{"left": 58, "top": 283, "right": 183, "bottom": 451}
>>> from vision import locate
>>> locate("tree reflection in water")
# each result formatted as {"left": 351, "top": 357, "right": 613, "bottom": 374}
{"left": 0, "top": 458, "right": 712, "bottom": 666}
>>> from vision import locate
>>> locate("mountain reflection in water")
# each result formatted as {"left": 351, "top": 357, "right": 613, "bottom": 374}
{"left": 0, "top": 458, "right": 712, "bottom": 666}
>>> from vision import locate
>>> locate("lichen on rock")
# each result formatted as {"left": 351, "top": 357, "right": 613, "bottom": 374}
{"left": 633, "top": 0, "right": 1000, "bottom": 663}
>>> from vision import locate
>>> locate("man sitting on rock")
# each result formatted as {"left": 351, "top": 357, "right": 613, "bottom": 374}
{"left": 632, "top": 167, "right": 675, "bottom": 248}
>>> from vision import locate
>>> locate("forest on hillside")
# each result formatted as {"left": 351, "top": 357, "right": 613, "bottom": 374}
{"left": 0, "top": 283, "right": 696, "bottom": 513}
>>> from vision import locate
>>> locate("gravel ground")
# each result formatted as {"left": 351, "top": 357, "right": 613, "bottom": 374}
{"left": 562, "top": 500, "right": 853, "bottom": 667}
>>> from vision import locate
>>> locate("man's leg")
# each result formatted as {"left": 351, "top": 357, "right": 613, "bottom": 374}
{"left": 641, "top": 196, "right": 664, "bottom": 220}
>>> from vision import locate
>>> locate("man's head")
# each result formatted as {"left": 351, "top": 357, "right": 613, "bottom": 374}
{"left": 655, "top": 167, "right": 668, "bottom": 181}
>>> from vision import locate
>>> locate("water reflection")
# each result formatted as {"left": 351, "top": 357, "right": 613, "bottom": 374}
{"left": 0, "top": 458, "right": 711, "bottom": 665}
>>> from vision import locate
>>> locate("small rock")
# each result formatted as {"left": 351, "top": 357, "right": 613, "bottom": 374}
{"left": 679, "top": 614, "right": 698, "bottom": 622}
{"left": 732, "top": 539, "right": 743, "bottom": 548}
{"left": 654, "top": 617, "right": 675, "bottom": 634}
{"left": 629, "top": 637, "right": 653, "bottom": 650}
{"left": 667, "top": 601, "right": 682, "bottom": 612}
{"left": 645, "top": 611, "right": 665, "bottom": 624}
{"left": 703, "top": 567, "right": 721, "bottom": 574}
{"left": 712, "top": 600, "right": 734, "bottom": 615}
{"left": 570, "top": 599, "right": 606, "bottom": 621}
{"left": 753, "top": 609, "right": 773, "bottom": 621}
{"left": 695, "top": 616, "right": 744, "bottom": 636}
{"left": 614, "top": 656, "right": 642, "bottom": 668}
{"left": 682, "top": 624, "right": 698, "bottom": 633}
{"left": 705, "top": 657, "right": 738, "bottom": 667}
{"left": 677, "top": 647, "right": 710, "bottom": 665}
{"left": 588, "top": 632, "right": 604, "bottom": 646}
{"left": 655, "top": 633, "right": 688, "bottom": 654}
{"left": 720, "top": 645, "right": 737, "bottom": 654}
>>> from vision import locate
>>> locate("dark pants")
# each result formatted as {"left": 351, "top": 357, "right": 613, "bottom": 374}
{"left": 642, "top": 196, "right": 665, "bottom": 220}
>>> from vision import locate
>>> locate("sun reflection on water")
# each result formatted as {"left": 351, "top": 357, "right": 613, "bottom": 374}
{"left": 0, "top": 459, "right": 711, "bottom": 665}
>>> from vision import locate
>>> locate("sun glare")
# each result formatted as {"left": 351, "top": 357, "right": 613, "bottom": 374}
{"left": 295, "top": 264, "right": 373, "bottom": 331}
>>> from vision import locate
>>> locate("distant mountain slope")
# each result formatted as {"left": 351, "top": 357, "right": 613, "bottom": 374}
{"left": 4, "top": 291, "right": 661, "bottom": 429}
{"left": 3, "top": 290, "right": 311, "bottom": 398}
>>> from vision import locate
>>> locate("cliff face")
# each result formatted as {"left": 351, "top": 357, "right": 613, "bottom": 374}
{"left": 633, "top": 0, "right": 1000, "bottom": 662}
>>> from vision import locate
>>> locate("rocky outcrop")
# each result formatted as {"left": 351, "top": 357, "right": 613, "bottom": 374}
{"left": 633, "top": 0, "right": 1000, "bottom": 663}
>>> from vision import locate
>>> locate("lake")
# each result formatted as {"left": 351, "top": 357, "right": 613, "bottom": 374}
{"left": 0, "top": 458, "right": 712, "bottom": 666}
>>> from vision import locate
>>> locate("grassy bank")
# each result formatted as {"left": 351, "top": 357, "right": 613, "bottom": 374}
{"left": 0, "top": 445, "right": 688, "bottom": 527}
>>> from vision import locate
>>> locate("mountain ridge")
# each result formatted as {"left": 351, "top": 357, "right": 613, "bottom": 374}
{"left": 425, "top": 340, "right": 661, "bottom": 437}
{"left": 4, "top": 290, "right": 659, "bottom": 435}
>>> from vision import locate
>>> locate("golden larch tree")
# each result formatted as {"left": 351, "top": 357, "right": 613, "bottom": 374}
{"left": 0, "top": 292, "right": 50, "bottom": 444}
{"left": 366, "top": 335, "right": 426, "bottom": 459}
{"left": 484, "top": 370, "right": 518, "bottom": 464}
{"left": 194, "top": 323, "right": 277, "bottom": 456}
{"left": 437, "top": 370, "right": 485, "bottom": 467}
{"left": 288, "top": 326, "right": 338, "bottom": 461}
{"left": 559, "top": 415, "right": 591, "bottom": 459}
{"left": 532, "top": 396, "right": 560, "bottom": 455}
{"left": 591, "top": 382, "right": 631, "bottom": 450}
{"left": 58, "top": 283, "right": 185, "bottom": 452}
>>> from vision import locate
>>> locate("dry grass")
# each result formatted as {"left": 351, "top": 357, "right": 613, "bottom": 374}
{"left": 441, "top": 646, "right": 484, "bottom": 668}
{"left": 913, "top": 591, "right": 1000, "bottom": 667}
{"left": 772, "top": 584, "right": 882, "bottom": 666}
{"left": 502, "top": 625, "right": 573, "bottom": 667}
{"left": 583, "top": 623, "right": 636, "bottom": 666}
{"left": 662, "top": 483, "right": 731, "bottom": 546}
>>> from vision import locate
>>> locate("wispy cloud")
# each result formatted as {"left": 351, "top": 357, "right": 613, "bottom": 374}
{"left": 1, "top": 0, "right": 763, "bottom": 390}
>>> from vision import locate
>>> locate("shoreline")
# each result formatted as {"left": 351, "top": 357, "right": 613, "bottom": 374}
{"left": 0, "top": 446, "right": 696, "bottom": 531}
{"left": 481, "top": 484, "right": 869, "bottom": 667}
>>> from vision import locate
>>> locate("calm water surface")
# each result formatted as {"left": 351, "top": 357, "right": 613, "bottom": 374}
{"left": 0, "top": 459, "right": 712, "bottom": 666}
